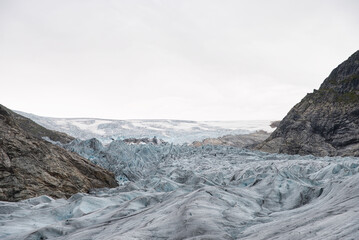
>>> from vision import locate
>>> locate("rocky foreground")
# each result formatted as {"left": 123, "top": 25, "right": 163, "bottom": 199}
{"left": 258, "top": 50, "right": 359, "bottom": 157}
{"left": 0, "top": 104, "right": 118, "bottom": 201}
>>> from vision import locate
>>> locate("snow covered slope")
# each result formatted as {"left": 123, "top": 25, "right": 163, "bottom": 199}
{"left": 2, "top": 141, "right": 359, "bottom": 239}
{"left": 14, "top": 110, "right": 274, "bottom": 143}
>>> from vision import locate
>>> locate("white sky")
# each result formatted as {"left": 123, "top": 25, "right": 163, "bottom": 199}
{"left": 1, "top": 0, "right": 358, "bottom": 120}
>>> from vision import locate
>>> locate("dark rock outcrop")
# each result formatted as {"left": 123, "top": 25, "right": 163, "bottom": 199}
{"left": 257, "top": 50, "right": 359, "bottom": 156}
{"left": 12, "top": 111, "right": 74, "bottom": 144}
{"left": 123, "top": 137, "right": 165, "bottom": 145}
{"left": 270, "top": 121, "right": 281, "bottom": 129}
{"left": 0, "top": 104, "right": 118, "bottom": 201}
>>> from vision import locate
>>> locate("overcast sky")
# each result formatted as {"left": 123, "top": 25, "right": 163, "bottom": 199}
{"left": 1, "top": 0, "right": 358, "bottom": 120}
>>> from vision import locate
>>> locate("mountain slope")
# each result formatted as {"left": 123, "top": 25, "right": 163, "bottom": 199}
{"left": 12, "top": 111, "right": 74, "bottom": 144}
{"left": 0, "top": 104, "right": 118, "bottom": 201}
{"left": 258, "top": 50, "right": 359, "bottom": 156}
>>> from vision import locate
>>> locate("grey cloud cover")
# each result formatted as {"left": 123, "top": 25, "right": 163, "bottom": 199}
{"left": 0, "top": 0, "right": 358, "bottom": 120}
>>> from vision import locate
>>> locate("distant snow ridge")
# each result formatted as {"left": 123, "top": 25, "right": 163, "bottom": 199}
{"left": 2, "top": 139, "right": 359, "bottom": 239}
{"left": 14, "top": 111, "right": 273, "bottom": 144}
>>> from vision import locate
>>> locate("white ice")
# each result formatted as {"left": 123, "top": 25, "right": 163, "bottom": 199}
{"left": 14, "top": 111, "right": 274, "bottom": 144}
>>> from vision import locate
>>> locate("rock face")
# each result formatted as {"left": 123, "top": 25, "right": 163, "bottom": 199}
{"left": 192, "top": 130, "right": 270, "bottom": 149}
{"left": 0, "top": 104, "right": 118, "bottom": 201}
{"left": 269, "top": 121, "right": 281, "bottom": 129}
{"left": 258, "top": 50, "right": 359, "bottom": 156}
{"left": 12, "top": 111, "right": 74, "bottom": 144}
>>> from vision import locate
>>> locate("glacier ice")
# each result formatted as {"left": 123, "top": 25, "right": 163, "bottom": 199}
{"left": 1, "top": 139, "right": 359, "bottom": 239}
{"left": 15, "top": 111, "right": 274, "bottom": 144}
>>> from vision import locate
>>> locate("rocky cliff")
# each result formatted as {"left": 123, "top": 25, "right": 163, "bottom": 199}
{"left": 12, "top": 111, "right": 74, "bottom": 144}
{"left": 258, "top": 50, "right": 359, "bottom": 157}
{"left": 0, "top": 104, "right": 118, "bottom": 201}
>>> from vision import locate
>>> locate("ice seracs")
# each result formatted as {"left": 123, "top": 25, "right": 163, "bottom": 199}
{"left": 2, "top": 139, "right": 359, "bottom": 239}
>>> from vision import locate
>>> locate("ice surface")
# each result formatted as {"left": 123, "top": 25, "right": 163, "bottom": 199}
{"left": 70, "top": 120, "right": 113, "bottom": 135}
{"left": 14, "top": 111, "right": 274, "bottom": 144}
{"left": 2, "top": 140, "right": 359, "bottom": 239}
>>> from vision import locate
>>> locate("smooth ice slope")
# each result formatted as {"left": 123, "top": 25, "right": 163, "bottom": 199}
{"left": 1, "top": 141, "right": 359, "bottom": 239}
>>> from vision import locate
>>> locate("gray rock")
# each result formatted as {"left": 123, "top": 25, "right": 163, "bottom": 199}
{"left": 0, "top": 104, "right": 118, "bottom": 201}
{"left": 257, "top": 50, "right": 359, "bottom": 157}
{"left": 270, "top": 120, "right": 281, "bottom": 128}
{"left": 192, "top": 130, "right": 270, "bottom": 149}
{"left": 12, "top": 110, "right": 74, "bottom": 144}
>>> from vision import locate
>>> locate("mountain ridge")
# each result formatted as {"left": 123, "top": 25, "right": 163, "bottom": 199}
{"left": 258, "top": 50, "right": 359, "bottom": 156}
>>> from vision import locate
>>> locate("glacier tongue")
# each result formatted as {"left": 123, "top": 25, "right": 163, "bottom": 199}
{"left": 1, "top": 140, "right": 359, "bottom": 239}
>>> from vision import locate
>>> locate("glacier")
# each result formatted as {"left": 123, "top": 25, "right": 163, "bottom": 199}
{"left": 1, "top": 139, "right": 359, "bottom": 239}
{"left": 14, "top": 111, "right": 274, "bottom": 144}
